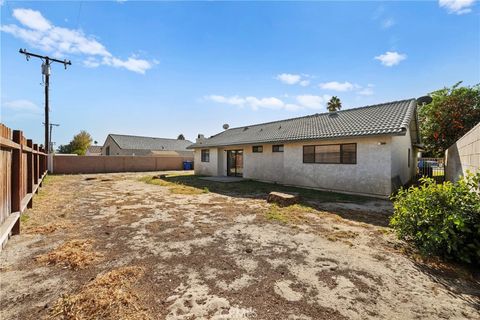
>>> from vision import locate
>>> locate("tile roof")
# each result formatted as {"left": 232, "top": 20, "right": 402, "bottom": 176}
{"left": 188, "top": 99, "right": 417, "bottom": 148}
{"left": 108, "top": 134, "right": 193, "bottom": 151}
{"left": 86, "top": 145, "right": 102, "bottom": 153}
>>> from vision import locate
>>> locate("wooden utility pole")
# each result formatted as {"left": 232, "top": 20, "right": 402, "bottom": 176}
{"left": 19, "top": 49, "right": 71, "bottom": 154}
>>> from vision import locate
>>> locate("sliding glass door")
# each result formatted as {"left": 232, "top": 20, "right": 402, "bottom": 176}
{"left": 227, "top": 150, "right": 243, "bottom": 177}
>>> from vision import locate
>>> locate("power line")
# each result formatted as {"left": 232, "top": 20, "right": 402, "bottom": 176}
{"left": 19, "top": 49, "right": 71, "bottom": 155}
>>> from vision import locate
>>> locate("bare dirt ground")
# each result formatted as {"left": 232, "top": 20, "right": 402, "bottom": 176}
{"left": 1, "top": 172, "right": 479, "bottom": 320}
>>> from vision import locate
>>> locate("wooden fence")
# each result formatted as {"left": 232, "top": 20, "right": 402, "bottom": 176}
{"left": 0, "top": 124, "right": 48, "bottom": 250}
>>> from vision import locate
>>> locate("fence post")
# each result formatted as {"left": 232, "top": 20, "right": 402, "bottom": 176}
{"left": 26, "top": 139, "right": 34, "bottom": 208}
{"left": 33, "top": 144, "right": 39, "bottom": 188}
{"left": 11, "top": 130, "right": 22, "bottom": 235}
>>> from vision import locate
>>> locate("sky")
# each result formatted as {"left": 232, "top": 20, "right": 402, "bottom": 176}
{"left": 1, "top": 0, "right": 479, "bottom": 147}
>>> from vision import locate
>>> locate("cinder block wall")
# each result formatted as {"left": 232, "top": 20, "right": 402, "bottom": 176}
{"left": 52, "top": 155, "right": 194, "bottom": 174}
{"left": 445, "top": 122, "right": 480, "bottom": 182}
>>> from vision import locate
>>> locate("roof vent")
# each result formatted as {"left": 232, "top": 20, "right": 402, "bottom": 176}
{"left": 243, "top": 126, "right": 249, "bottom": 131}
{"left": 223, "top": 124, "right": 230, "bottom": 130}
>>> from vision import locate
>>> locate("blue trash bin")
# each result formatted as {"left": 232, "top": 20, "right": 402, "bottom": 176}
{"left": 183, "top": 161, "right": 193, "bottom": 170}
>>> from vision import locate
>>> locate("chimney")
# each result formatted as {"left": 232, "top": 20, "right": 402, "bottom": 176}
{"left": 196, "top": 134, "right": 205, "bottom": 143}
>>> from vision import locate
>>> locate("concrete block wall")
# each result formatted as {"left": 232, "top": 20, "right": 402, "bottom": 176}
{"left": 445, "top": 122, "right": 480, "bottom": 182}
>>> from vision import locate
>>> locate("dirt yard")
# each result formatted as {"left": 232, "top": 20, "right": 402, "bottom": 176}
{"left": 1, "top": 172, "right": 479, "bottom": 320}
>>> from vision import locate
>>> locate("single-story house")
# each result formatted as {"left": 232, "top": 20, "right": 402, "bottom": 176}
{"left": 101, "top": 134, "right": 194, "bottom": 157}
{"left": 85, "top": 145, "right": 102, "bottom": 156}
{"left": 188, "top": 99, "right": 422, "bottom": 198}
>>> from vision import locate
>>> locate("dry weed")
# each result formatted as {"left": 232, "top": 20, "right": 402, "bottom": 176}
{"left": 35, "top": 239, "right": 103, "bottom": 269}
{"left": 48, "top": 266, "right": 151, "bottom": 320}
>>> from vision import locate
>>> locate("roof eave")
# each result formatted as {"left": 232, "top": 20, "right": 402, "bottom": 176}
{"left": 188, "top": 131, "right": 406, "bottom": 149}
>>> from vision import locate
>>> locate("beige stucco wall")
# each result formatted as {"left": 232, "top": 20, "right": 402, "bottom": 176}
{"left": 194, "top": 135, "right": 404, "bottom": 197}
{"left": 283, "top": 137, "right": 392, "bottom": 197}
{"left": 194, "top": 147, "right": 219, "bottom": 176}
{"left": 390, "top": 127, "right": 416, "bottom": 187}
{"left": 445, "top": 122, "right": 480, "bottom": 182}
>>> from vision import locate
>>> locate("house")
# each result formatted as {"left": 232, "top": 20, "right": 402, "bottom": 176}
{"left": 101, "top": 134, "right": 194, "bottom": 156}
{"left": 86, "top": 145, "right": 102, "bottom": 156}
{"left": 188, "top": 99, "right": 422, "bottom": 198}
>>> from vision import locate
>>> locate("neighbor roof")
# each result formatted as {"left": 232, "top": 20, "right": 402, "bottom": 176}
{"left": 108, "top": 134, "right": 193, "bottom": 151}
{"left": 188, "top": 99, "right": 417, "bottom": 148}
{"left": 86, "top": 145, "right": 102, "bottom": 153}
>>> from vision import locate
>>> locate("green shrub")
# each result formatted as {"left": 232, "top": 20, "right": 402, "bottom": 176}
{"left": 390, "top": 172, "right": 480, "bottom": 264}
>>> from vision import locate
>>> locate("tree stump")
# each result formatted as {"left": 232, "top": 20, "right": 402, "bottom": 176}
{"left": 267, "top": 192, "right": 299, "bottom": 207}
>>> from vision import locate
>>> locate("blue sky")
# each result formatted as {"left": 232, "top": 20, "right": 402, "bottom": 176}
{"left": 1, "top": 0, "right": 479, "bottom": 146}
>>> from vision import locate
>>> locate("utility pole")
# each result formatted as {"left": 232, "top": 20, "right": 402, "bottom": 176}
{"left": 43, "top": 122, "right": 60, "bottom": 153}
{"left": 19, "top": 49, "right": 71, "bottom": 154}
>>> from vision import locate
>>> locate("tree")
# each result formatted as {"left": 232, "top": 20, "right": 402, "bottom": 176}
{"left": 177, "top": 134, "right": 185, "bottom": 140}
{"left": 57, "top": 130, "right": 93, "bottom": 155}
{"left": 418, "top": 82, "right": 480, "bottom": 157}
{"left": 327, "top": 96, "right": 342, "bottom": 112}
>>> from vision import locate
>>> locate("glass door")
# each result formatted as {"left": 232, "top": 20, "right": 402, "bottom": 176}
{"left": 227, "top": 150, "right": 243, "bottom": 177}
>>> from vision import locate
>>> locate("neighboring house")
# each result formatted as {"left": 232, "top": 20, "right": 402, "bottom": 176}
{"left": 188, "top": 99, "right": 422, "bottom": 198}
{"left": 86, "top": 145, "right": 102, "bottom": 156}
{"left": 101, "top": 134, "right": 193, "bottom": 156}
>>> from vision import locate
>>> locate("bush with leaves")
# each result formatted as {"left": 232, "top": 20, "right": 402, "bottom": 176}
{"left": 390, "top": 172, "right": 480, "bottom": 264}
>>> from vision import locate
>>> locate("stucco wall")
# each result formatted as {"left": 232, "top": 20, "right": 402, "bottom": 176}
{"left": 193, "top": 135, "right": 399, "bottom": 197}
{"left": 194, "top": 148, "right": 219, "bottom": 176}
{"left": 283, "top": 137, "right": 392, "bottom": 197}
{"left": 445, "top": 122, "right": 480, "bottom": 182}
{"left": 390, "top": 127, "right": 415, "bottom": 187}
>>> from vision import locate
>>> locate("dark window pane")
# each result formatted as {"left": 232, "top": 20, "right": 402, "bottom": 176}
{"left": 252, "top": 146, "right": 263, "bottom": 153}
{"left": 201, "top": 149, "right": 210, "bottom": 162}
{"left": 273, "top": 145, "right": 284, "bottom": 152}
{"left": 315, "top": 145, "right": 340, "bottom": 163}
{"left": 303, "top": 146, "right": 315, "bottom": 163}
{"left": 341, "top": 144, "right": 356, "bottom": 164}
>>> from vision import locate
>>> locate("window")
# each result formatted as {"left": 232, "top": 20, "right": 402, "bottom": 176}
{"left": 201, "top": 149, "right": 210, "bottom": 162}
{"left": 252, "top": 146, "right": 263, "bottom": 153}
{"left": 303, "top": 143, "right": 356, "bottom": 164}
{"left": 272, "top": 145, "right": 284, "bottom": 152}
{"left": 105, "top": 146, "right": 110, "bottom": 156}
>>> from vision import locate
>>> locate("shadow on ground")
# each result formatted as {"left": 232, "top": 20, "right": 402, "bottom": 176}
{"left": 159, "top": 174, "right": 392, "bottom": 227}
{"left": 412, "top": 260, "right": 480, "bottom": 311}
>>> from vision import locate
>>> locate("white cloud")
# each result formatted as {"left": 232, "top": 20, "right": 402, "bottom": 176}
{"left": 3, "top": 99, "right": 42, "bottom": 113}
{"left": 299, "top": 80, "right": 310, "bottom": 87}
{"left": 102, "top": 56, "right": 154, "bottom": 75}
{"left": 276, "top": 73, "right": 311, "bottom": 86}
{"left": 1, "top": 8, "right": 154, "bottom": 74}
{"left": 205, "top": 95, "right": 303, "bottom": 111}
{"left": 296, "top": 95, "right": 331, "bottom": 109}
{"left": 205, "top": 94, "right": 335, "bottom": 111}
{"left": 12, "top": 8, "right": 52, "bottom": 31}
{"left": 374, "top": 51, "right": 407, "bottom": 66}
{"left": 276, "top": 73, "right": 301, "bottom": 85}
{"left": 382, "top": 18, "right": 396, "bottom": 29}
{"left": 357, "top": 88, "right": 374, "bottom": 96}
{"left": 319, "top": 81, "right": 357, "bottom": 92}
{"left": 439, "top": 0, "right": 476, "bottom": 14}
{"left": 206, "top": 95, "right": 246, "bottom": 106}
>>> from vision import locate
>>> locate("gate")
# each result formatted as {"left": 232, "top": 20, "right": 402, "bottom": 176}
{"left": 416, "top": 157, "right": 445, "bottom": 183}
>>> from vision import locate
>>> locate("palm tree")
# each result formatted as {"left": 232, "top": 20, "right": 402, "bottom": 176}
{"left": 327, "top": 96, "right": 342, "bottom": 112}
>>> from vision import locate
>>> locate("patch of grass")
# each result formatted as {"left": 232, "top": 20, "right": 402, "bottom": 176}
{"left": 162, "top": 174, "right": 371, "bottom": 203}
{"left": 265, "top": 204, "right": 316, "bottom": 224}
{"left": 20, "top": 213, "right": 30, "bottom": 223}
{"left": 49, "top": 266, "right": 150, "bottom": 320}
{"left": 139, "top": 176, "right": 208, "bottom": 195}
{"left": 326, "top": 230, "right": 359, "bottom": 242}
{"left": 36, "top": 239, "right": 103, "bottom": 270}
